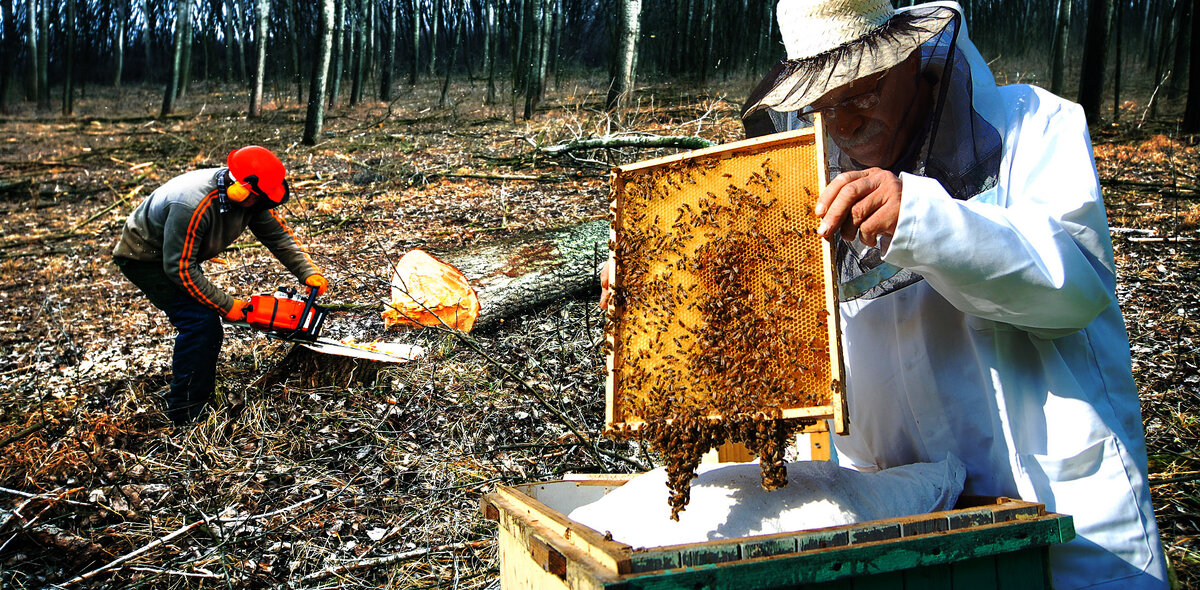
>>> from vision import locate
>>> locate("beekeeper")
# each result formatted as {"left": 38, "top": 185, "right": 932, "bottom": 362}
{"left": 113, "top": 146, "right": 328, "bottom": 426}
{"left": 738, "top": 0, "right": 1167, "bottom": 587}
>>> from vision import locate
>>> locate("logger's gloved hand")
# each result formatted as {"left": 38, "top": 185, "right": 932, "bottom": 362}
{"left": 224, "top": 299, "right": 251, "bottom": 322}
{"left": 305, "top": 274, "right": 329, "bottom": 296}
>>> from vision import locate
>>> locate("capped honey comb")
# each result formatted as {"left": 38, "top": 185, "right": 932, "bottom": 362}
{"left": 605, "top": 127, "right": 846, "bottom": 519}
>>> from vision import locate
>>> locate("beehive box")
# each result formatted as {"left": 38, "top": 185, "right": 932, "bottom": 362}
{"left": 605, "top": 127, "right": 847, "bottom": 434}
{"left": 481, "top": 475, "right": 1076, "bottom": 590}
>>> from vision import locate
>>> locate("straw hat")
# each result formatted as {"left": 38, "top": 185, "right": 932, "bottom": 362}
{"left": 743, "top": 0, "right": 958, "bottom": 116}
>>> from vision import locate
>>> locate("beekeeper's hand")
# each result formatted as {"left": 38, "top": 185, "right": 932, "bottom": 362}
{"left": 815, "top": 167, "right": 902, "bottom": 248}
{"left": 599, "top": 260, "right": 614, "bottom": 311}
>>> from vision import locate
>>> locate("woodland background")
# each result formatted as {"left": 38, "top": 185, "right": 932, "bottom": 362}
{"left": 0, "top": 0, "right": 1199, "bottom": 588}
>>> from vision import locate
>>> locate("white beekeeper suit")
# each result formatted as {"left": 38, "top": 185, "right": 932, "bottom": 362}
{"left": 744, "top": 2, "right": 1167, "bottom": 588}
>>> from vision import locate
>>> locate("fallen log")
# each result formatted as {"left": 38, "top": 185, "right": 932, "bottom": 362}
{"left": 434, "top": 218, "right": 608, "bottom": 332}
{"left": 257, "top": 219, "right": 610, "bottom": 389}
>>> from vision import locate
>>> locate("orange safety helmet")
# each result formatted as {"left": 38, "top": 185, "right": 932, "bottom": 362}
{"left": 226, "top": 146, "right": 290, "bottom": 205}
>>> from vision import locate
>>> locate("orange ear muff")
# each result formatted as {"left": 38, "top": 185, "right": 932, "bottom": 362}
{"left": 226, "top": 181, "right": 252, "bottom": 202}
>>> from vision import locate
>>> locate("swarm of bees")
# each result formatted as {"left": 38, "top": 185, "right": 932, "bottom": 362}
{"left": 607, "top": 141, "right": 834, "bottom": 520}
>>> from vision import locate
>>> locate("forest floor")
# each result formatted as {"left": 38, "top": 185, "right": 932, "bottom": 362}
{"left": 0, "top": 73, "right": 1197, "bottom": 589}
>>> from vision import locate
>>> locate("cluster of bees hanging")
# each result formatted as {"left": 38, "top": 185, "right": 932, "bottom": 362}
{"left": 606, "top": 135, "right": 836, "bottom": 520}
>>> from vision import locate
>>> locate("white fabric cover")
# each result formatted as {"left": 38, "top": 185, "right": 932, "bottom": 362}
{"left": 567, "top": 457, "right": 965, "bottom": 549}
{"left": 823, "top": 3, "right": 1169, "bottom": 588}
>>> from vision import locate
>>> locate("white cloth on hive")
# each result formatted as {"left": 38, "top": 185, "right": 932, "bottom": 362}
{"left": 567, "top": 456, "right": 964, "bottom": 549}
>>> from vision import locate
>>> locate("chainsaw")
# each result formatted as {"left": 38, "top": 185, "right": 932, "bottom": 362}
{"left": 240, "top": 286, "right": 424, "bottom": 363}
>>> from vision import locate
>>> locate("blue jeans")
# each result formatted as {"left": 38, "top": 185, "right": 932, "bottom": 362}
{"left": 114, "top": 258, "right": 223, "bottom": 425}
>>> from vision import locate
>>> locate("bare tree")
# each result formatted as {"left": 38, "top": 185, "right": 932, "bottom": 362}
{"left": 381, "top": 0, "right": 397, "bottom": 101}
{"left": 63, "top": 0, "right": 75, "bottom": 115}
{"left": 0, "top": 0, "right": 15, "bottom": 110}
{"left": 350, "top": 0, "right": 365, "bottom": 105}
{"left": 161, "top": 0, "right": 188, "bottom": 117}
{"left": 329, "top": 0, "right": 344, "bottom": 105}
{"left": 37, "top": 0, "right": 49, "bottom": 111}
{"left": 1078, "top": 0, "right": 1114, "bottom": 123}
{"left": 440, "top": 0, "right": 461, "bottom": 107}
{"left": 285, "top": 0, "right": 303, "bottom": 102}
{"left": 25, "top": 0, "right": 37, "bottom": 103}
{"left": 410, "top": 0, "right": 421, "bottom": 84}
{"left": 305, "top": 0, "right": 336, "bottom": 145}
{"left": 1184, "top": 0, "right": 1200, "bottom": 132}
{"left": 606, "top": 0, "right": 642, "bottom": 111}
{"left": 113, "top": 0, "right": 129, "bottom": 88}
{"left": 249, "top": 0, "right": 270, "bottom": 116}
{"left": 178, "top": 0, "right": 194, "bottom": 97}
{"left": 1050, "top": 0, "right": 1072, "bottom": 96}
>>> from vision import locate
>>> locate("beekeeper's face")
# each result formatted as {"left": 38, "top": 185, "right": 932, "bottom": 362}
{"left": 811, "top": 52, "right": 930, "bottom": 169}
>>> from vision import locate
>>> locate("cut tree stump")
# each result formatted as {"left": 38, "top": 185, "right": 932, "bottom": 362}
{"left": 257, "top": 219, "right": 610, "bottom": 390}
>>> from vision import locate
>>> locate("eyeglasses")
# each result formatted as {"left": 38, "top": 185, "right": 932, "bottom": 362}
{"left": 807, "top": 73, "right": 887, "bottom": 118}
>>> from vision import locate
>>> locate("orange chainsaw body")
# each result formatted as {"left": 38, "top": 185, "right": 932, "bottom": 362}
{"left": 246, "top": 287, "right": 327, "bottom": 340}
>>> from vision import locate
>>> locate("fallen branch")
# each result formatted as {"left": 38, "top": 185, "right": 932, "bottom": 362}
{"left": 294, "top": 540, "right": 491, "bottom": 585}
{"left": 54, "top": 520, "right": 204, "bottom": 588}
{"left": 540, "top": 134, "right": 714, "bottom": 155}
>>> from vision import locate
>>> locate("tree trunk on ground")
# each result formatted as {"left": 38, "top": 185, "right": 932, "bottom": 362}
{"left": 1050, "top": 0, "right": 1071, "bottom": 96}
{"left": 250, "top": 0, "right": 270, "bottom": 116}
{"left": 113, "top": 0, "right": 128, "bottom": 88}
{"left": 256, "top": 220, "right": 609, "bottom": 389}
{"left": 1078, "top": 0, "right": 1114, "bottom": 124}
{"left": 1184, "top": 0, "right": 1200, "bottom": 132}
{"left": 434, "top": 219, "right": 608, "bottom": 332}
{"left": 304, "top": 0, "right": 336, "bottom": 145}
{"left": 161, "top": 0, "right": 187, "bottom": 117}
{"left": 606, "top": 0, "right": 642, "bottom": 111}
{"left": 25, "top": 0, "right": 37, "bottom": 103}
{"left": 381, "top": 0, "right": 397, "bottom": 101}
{"left": 62, "top": 0, "right": 75, "bottom": 116}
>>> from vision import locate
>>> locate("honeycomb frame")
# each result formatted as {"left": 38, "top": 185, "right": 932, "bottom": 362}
{"left": 605, "top": 125, "right": 848, "bottom": 436}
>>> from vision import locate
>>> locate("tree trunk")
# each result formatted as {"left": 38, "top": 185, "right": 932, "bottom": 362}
{"left": 143, "top": 0, "right": 154, "bottom": 82}
{"left": 222, "top": 0, "right": 235, "bottom": 82}
{"left": 1050, "top": 0, "right": 1071, "bottom": 96}
{"left": 286, "top": 0, "right": 302, "bottom": 103}
{"left": 112, "top": 0, "right": 128, "bottom": 89}
{"left": 1184, "top": 0, "right": 1200, "bottom": 132}
{"left": 410, "top": 0, "right": 420, "bottom": 84}
{"left": 350, "top": 0, "right": 365, "bottom": 105}
{"left": 304, "top": 0, "right": 336, "bottom": 145}
{"left": 1112, "top": 0, "right": 1122, "bottom": 122}
{"left": 62, "top": 0, "right": 75, "bottom": 116}
{"left": 25, "top": 0, "right": 37, "bottom": 103}
{"left": 439, "top": 1, "right": 460, "bottom": 107}
{"left": 428, "top": 0, "right": 440, "bottom": 76}
{"left": 178, "top": 0, "right": 193, "bottom": 98}
{"left": 37, "top": 0, "right": 49, "bottom": 111}
{"left": 0, "top": 0, "right": 16, "bottom": 110}
{"left": 485, "top": 2, "right": 497, "bottom": 104}
{"left": 381, "top": 0, "right": 397, "bottom": 101}
{"left": 231, "top": 0, "right": 248, "bottom": 83}
{"left": 433, "top": 219, "right": 608, "bottom": 332}
{"left": 1077, "top": 0, "right": 1113, "bottom": 124}
{"left": 161, "top": 0, "right": 187, "bottom": 117}
{"left": 606, "top": 0, "right": 642, "bottom": 111}
{"left": 330, "top": 0, "right": 345, "bottom": 106}
{"left": 249, "top": 0, "right": 270, "bottom": 117}
{"left": 1168, "top": 0, "right": 1193, "bottom": 100}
